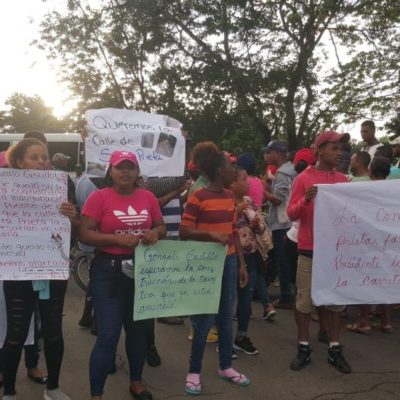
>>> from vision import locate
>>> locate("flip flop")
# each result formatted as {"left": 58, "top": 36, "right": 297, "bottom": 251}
{"left": 218, "top": 370, "right": 250, "bottom": 386}
{"left": 184, "top": 381, "right": 202, "bottom": 395}
{"left": 345, "top": 322, "right": 371, "bottom": 334}
{"left": 372, "top": 322, "right": 394, "bottom": 334}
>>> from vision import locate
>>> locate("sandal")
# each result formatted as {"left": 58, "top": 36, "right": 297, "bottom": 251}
{"left": 129, "top": 387, "right": 153, "bottom": 400}
{"left": 218, "top": 368, "right": 250, "bottom": 386}
{"left": 372, "top": 322, "right": 394, "bottom": 334}
{"left": 345, "top": 322, "right": 371, "bottom": 334}
{"left": 311, "top": 314, "right": 319, "bottom": 322}
{"left": 27, "top": 369, "right": 48, "bottom": 385}
{"left": 185, "top": 374, "right": 201, "bottom": 395}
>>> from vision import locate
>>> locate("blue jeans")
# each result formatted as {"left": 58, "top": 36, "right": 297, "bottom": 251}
{"left": 272, "top": 229, "right": 292, "bottom": 303}
{"left": 189, "top": 254, "right": 238, "bottom": 373}
{"left": 89, "top": 256, "right": 147, "bottom": 396}
{"left": 237, "top": 251, "right": 269, "bottom": 335}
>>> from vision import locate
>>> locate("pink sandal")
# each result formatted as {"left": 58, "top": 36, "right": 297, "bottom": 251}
{"left": 185, "top": 373, "right": 201, "bottom": 395}
{"left": 218, "top": 368, "right": 250, "bottom": 386}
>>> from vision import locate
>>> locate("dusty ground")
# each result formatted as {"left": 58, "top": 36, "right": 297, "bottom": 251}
{"left": 11, "top": 281, "right": 400, "bottom": 400}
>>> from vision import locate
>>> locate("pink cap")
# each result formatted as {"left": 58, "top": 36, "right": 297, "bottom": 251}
{"left": 0, "top": 151, "right": 7, "bottom": 167}
{"left": 314, "top": 130, "right": 350, "bottom": 150}
{"left": 109, "top": 150, "right": 138, "bottom": 167}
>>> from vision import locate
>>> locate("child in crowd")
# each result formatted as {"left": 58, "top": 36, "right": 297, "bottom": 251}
{"left": 232, "top": 166, "right": 273, "bottom": 355}
{"left": 180, "top": 142, "right": 250, "bottom": 395}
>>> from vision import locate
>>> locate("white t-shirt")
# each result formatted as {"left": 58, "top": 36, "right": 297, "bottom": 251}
{"left": 362, "top": 143, "right": 380, "bottom": 159}
{"left": 286, "top": 220, "right": 299, "bottom": 243}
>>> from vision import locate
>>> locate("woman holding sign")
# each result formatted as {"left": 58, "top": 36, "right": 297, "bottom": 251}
{"left": 3, "top": 138, "right": 78, "bottom": 400}
{"left": 79, "top": 150, "right": 166, "bottom": 400}
{"left": 180, "top": 142, "right": 250, "bottom": 396}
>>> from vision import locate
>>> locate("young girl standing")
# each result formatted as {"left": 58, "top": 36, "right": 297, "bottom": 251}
{"left": 180, "top": 142, "right": 250, "bottom": 395}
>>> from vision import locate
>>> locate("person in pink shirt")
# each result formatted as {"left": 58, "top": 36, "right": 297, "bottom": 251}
{"left": 236, "top": 153, "right": 264, "bottom": 208}
{"left": 287, "top": 131, "right": 352, "bottom": 374}
{"left": 79, "top": 150, "right": 166, "bottom": 400}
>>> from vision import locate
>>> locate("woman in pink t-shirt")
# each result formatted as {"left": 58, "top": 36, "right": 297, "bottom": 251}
{"left": 80, "top": 151, "right": 166, "bottom": 400}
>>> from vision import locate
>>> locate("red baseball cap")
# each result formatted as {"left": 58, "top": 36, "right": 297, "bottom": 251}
{"left": 109, "top": 150, "right": 138, "bottom": 167}
{"left": 294, "top": 148, "right": 316, "bottom": 168}
{"left": 314, "top": 130, "right": 350, "bottom": 150}
{"left": 187, "top": 160, "right": 197, "bottom": 172}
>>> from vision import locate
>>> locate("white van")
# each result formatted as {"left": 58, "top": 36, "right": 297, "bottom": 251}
{"left": 0, "top": 133, "right": 83, "bottom": 171}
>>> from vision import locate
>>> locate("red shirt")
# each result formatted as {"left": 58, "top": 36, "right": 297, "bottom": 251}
{"left": 287, "top": 166, "right": 347, "bottom": 251}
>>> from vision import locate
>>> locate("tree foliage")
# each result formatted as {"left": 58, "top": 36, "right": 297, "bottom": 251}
{"left": 0, "top": 93, "right": 68, "bottom": 133}
{"left": 36, "top": 0, "right": 400, "bottom": 151}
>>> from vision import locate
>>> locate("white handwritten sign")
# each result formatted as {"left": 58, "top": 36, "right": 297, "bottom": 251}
{"left": 85, "top": 108, "right": 185, "bottom": 177}
{"left": 0, "top": 282, "right": 34, "bottom": 346}
{"left": 312, "top": 180, "right": 400, "bottom": 306}
{"left": 0, "top": 169, "right": 70, "bottom": 280}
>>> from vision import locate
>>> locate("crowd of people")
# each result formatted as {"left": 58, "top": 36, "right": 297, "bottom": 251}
{"left": 0, "top": 120, "right": 399, "bottom": 400}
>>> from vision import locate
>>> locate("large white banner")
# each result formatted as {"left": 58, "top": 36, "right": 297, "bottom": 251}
{"left": 312, "top": 180, "right": 400, "bottom": 306}
{"left": 85, "top": 108, "right": 185, "bottom": 177}
{"left": 0, "top": 169, "right": 70, "bottom": 280}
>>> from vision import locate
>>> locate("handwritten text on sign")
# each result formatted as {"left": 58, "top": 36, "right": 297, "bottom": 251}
{"left": 134, "top": 241, "right": 227, "bottom": 321}
{"left": 0, "top": 169, "right": 70, "bottom": 280}
{"left": 312, "top": 180, "right": 400, "bottom": 305}
{"left": 85, "top": 108, "right": 185, "bottom": 178}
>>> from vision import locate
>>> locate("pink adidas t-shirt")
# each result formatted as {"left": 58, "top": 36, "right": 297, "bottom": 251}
{"left": 82, "top": 187, "right": 163, "bottom": 255}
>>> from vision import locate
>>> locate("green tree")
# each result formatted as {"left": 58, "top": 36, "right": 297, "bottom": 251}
{"left": 386, "top": 112, "right": 400, "bottom": 136}
{"left": 0, "top": 93, "right": 67, "bottom": 133}
{"left": 36, "top": 0, "right": 400, "bottom": 151}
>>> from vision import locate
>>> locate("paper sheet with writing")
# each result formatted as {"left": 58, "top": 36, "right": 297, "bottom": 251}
{"left": 0, "top": 282, "right": 34, "bottom": 346}
{"left": 312, "top": 180, "right": 400, "bottom": 305}
{"left": 134, "top": 241, "right": 227, "bottom": 321}
{"left": 85, "top": 108, "right": 185, "bottom": 177}
{"left": 0, "top": 169, "right": 70, "bottom": 280}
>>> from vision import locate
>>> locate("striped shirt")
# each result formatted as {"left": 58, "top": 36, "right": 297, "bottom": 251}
{"left": 180, "top": 188, "right": 237, "bottom": 255}
{"left": 162, "top": 197, "right": 181, "bottom": 237}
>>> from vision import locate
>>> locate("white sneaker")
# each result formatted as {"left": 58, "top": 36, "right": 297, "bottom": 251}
{"left": 3, "top": 395, "right": 17, "bottom": 400}
{"left": 44, "top": 389, "right": 71, "bottom": 400}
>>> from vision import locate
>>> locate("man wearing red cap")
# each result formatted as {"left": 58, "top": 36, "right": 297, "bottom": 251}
{"left": 287, "top": 131, "right": 352, "bottom": 374}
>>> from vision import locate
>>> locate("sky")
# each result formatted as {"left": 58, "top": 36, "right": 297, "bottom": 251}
{"left": 0, "top": 1, "right": 75, "bottom": 117}
{"left": 0, "top": 1, "right": 386, "bottom": 141}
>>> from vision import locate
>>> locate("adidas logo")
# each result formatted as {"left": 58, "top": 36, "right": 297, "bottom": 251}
{"left": 113, "top": 206, "right": 149, "bottom": 226}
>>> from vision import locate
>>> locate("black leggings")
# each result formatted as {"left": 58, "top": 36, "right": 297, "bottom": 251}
{"left": 2, "top": 280, "right": 67, "bottom": 395}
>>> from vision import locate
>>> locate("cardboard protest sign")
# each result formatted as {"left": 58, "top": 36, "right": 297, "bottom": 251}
{"left": 312, "top": 180, "right": 400, "bottom": 306}
{"left": 85, "top": 108, "right": 185, "bottom": 177}
{"left": 134, "top": 240, "right": 227, "bottom": 321}
{"left": 0, "top": 169, "right": 70, "bottom": 280}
